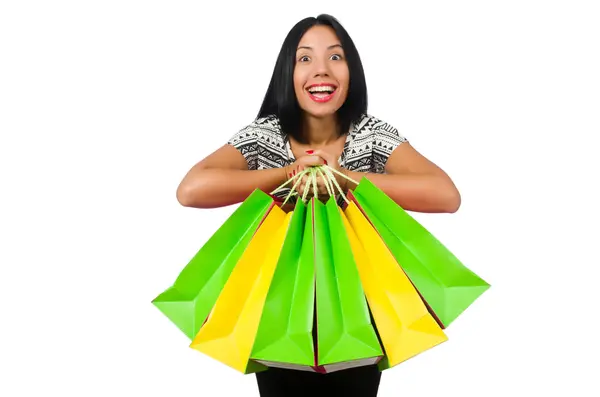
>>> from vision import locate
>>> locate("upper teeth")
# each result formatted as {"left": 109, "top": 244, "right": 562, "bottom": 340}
{"left": 308, "top": 86, "right": 335, "bottom": 93}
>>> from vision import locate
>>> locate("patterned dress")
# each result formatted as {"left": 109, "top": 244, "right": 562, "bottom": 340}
{"left": 227, "top": 113, "right": 408, "bottom": 205}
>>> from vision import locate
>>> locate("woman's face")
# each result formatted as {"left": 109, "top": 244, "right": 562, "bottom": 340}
{"left": 293, "top": 25, "right": 350, "bottom": 119}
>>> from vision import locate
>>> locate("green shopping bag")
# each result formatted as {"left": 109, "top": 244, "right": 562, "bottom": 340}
{"left": 250, "top": 199, "right": 316, "bottom": 370}
{"left": 350, "top": 178, "right": 490, "bottom": 328}
{"left": 152, "top": 189, "right": 277, "bottom": 339}
{"left": 314, "top": 198, "right": 384, "bottom": 373}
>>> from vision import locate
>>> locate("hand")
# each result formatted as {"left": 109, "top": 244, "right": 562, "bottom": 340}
{"left": 302, "top": 149, "right": 349, "bottom": 198}
{"left": 285, "top": 149, "right": 347, "bottom": 201}
{"left": 283, "top": 151, "right": 325, "bottom": 199}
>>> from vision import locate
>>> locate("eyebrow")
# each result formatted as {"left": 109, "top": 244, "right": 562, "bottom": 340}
{"left": 297, "top": 44, "right": 343, "bottom": 51}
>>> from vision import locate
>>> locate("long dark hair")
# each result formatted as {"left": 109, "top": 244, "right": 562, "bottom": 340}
{"left": 257, "top": 14, "right": 368, "bottom": 144}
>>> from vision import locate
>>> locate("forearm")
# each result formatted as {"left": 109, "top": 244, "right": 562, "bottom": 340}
{"left": 177, "top": 167, "right": 287, "bottom": 208}
{"left": 345, "top": 170, "right": 461, "bottom": 213}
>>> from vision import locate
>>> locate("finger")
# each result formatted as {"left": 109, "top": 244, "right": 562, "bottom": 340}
{"left": 318, "top": 185, "right": 328, "bottom": 196}
{"left": 316, "top": 174, "right": 329, "bottom": 195}
{"left": 294, "top": 175, "right": 304, "bottom": 191}
{"left": 306, "top": 175, "right": 315, "bottom": 195}
{"left": 306, "top": 149, "right": 332, "bottom": 166}
{"left": 298, "top": 175, "right": 309, "bottom": 195}
{"left": 318, "top": 182, "right": 328, "bottom": 195}
{"left": 314, "top": 176, "right": 325, "bottom": 194}
{"left": 299, "top": 174, "right": 308, "bottom": 187}
{"left": 301, "top": 158, "right": 325, "bottom": 168}
{"left": 307, "top": 175, "right": 319, "bottom": 197}
{"left": 292, "top": 167, "right": 304, "bottom": 182}
{"left": 301, "top": 153, "right": 326, "bottom": 166}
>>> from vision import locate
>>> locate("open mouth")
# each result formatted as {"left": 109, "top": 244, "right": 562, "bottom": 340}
{"left": 306, "top": 84, "right": 337, "bottom": 102}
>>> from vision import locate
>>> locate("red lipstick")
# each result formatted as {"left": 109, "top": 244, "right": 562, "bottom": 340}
{"left": 306, "top": 83, "right": 337, "bottom": 103}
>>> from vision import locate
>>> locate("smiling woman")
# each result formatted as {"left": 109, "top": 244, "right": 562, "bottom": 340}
{"left": 175, "top": 14, "right": 461, "bottom": 396}
{"left": 176, "top": 14, "right": 460, "bottom": 214}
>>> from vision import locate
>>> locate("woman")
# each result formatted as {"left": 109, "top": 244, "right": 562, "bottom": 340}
{"left": 176, "top": 14, "right": 461, "bottom": 397}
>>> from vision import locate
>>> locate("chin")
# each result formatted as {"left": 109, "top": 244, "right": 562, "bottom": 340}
{"left": 306, "top": 110, "right": 337, "bottom": 119}
{"left": 300, "top": 104, "right": 342, "bottom": 119}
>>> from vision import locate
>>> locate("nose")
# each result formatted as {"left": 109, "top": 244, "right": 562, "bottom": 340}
{"left": 312, "top": 57, "right": 330, "bottom": 78}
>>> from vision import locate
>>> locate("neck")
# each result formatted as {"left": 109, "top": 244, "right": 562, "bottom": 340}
{"left": 301, "top": 114, "right": 340, "bottom": 146}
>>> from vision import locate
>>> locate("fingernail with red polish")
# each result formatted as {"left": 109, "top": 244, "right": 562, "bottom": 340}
{"left": 324, "top": 159, "right": 328, "bottom": 165}
{"left": 306, "top": 150, "right": 314, "bottom": 154}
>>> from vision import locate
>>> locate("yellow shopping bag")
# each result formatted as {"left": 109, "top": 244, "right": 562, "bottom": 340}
{"left": 189, "top": 205, "right": 292, "bottom": 374}
{"left": 340, "top": 203, "right": 448, "bottom": 369}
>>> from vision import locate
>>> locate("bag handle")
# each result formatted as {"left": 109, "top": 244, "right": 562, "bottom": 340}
{"left": 270, "top": 165, "right": 359, "bottom": 205}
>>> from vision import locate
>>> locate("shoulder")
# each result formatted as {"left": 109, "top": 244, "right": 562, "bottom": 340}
{"left": 227, "top": 115, "right": 288, "bottom": 171}
{"left": 350, "top": 113, "right": 407, "bottom": 149}
{"left": 347, "top": 114, "right": 408, "bottom": 173}
{"left": 351, "top": 113, "right": 406, "bottom": 141}
{"left": 227, "top": 114, "right": 284, "bottom": 146}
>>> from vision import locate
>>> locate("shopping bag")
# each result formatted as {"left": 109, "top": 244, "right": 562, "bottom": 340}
{"left": 189, "top": 205, "right": 292, "bottom": 374}
{"left": 152, "top": 189, "right": 277, "bottom": 339}
{"left": 313, "top": 198, "right": 384, "bottom": 373}
{"left": 350, "top": 178, "right": 490, "bottom": 328}
{"left": 250, "top": 199, "right": 316, "bottom": 370}
{"left": 340, "top": 202, "right": 448, "bottom": 370}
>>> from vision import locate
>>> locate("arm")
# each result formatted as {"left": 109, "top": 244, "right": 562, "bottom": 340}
{"left": 345, "top": 142, "right": 461, "bottom": 213}
{"left": 176, "top": 144, "right": 288, "bottom": 208}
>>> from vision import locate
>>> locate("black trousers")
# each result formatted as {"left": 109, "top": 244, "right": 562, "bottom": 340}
{"left": 255, "top": 364, "right": 382, "bottom": 397}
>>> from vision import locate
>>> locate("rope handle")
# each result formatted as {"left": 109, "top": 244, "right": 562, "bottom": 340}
{"left": 270, "top": 165, "right": 359, "bottom": 205}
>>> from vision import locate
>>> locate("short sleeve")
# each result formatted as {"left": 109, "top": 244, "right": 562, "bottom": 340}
{"left": 372, "top": 121, "right": 408, "bottom": 173}
{"left": 227, "top": 124, "right": 259, "bottom": 170}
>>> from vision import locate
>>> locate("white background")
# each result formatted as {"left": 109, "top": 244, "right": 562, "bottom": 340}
{"left": 1, "top": 0, "right": 599, "bottom": 396}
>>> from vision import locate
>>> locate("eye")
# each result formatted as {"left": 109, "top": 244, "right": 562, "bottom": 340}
{"left": 298, "top": 55, "right": 310, "bottom": 62}
{"left": 330, "top": 54, "right": 343, "bottom": 60}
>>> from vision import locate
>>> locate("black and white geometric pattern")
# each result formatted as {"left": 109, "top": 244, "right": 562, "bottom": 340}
{"left": 227, "top": 113, "right": 408, "bottom": 204}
